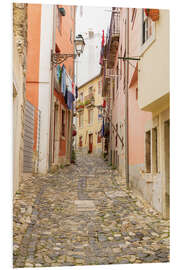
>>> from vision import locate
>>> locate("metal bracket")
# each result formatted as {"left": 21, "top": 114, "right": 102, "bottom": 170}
{"left": 118, "top": 56, "right": 140, "bottom": 61}
{"left": 51, "top": 51, "right": 77, "bottom": 65}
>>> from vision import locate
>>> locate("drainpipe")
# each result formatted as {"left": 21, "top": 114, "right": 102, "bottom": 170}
{"left": 70, "top": 6, "right": 77, "bottom": 162}
{"left": 125, "top": 8, "right": 129, "bottom": 189}
{"left": 49, "top": 5, "right": 56, "bottom": 170}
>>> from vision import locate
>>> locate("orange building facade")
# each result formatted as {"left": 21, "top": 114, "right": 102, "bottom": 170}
{"left": 24, "top": 4, "right": 76, "bottom": 175}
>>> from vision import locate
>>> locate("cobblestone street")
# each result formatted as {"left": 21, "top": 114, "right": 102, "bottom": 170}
{"left": 13, "top": 153, "right": 170, "bottom": 268}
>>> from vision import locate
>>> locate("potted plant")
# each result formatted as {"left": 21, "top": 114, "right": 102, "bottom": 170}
{"left": 76, "top": 102, "right": 84, "bottom": 110}
{"left": 84, "top": 99, "right": 91, "bottom": 106}
{"left": 144, "top": 8, "right": 159, "bottom": 21}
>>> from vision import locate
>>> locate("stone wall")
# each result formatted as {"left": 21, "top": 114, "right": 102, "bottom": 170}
{"left": 13, "top": 3, "right": 27, "bottom": 194}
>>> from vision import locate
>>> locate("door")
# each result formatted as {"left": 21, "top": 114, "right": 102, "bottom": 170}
{"left": 164, "top": 120, "right": 170, "bottom": 219}
{"left": 89, "top": 134, "right": 93, "bottom": 153}
{"left": 23, "top": 101, "right": 35, "bottom": 172}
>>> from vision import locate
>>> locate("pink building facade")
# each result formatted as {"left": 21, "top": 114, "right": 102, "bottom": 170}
{"left": 101, "top": 7, "right": 169, "bottom": 217}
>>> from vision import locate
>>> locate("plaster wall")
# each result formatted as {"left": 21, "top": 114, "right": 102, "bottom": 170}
{"left": 13, "top": 40, "right": 24, "bottom": 194}
{"left": 77, "top": 76, "right": 103, "bottom": 155}
{"left": 138, "top": 10, "right": 169, "bottom": 111}
{"left": 38, "top": 5, "right": 54, "bottom": 174}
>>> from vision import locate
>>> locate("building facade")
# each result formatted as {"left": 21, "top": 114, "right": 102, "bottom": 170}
{"left": 50, "top": 5, "right": 76, "bottom": 168}
{"left": 76, "top": 75, "right": 103, "bottom": 155}
{"left": 23, "top": 4, "right": 76, "bottom": 177}
{"left": 25, "top": 4, "right": 54, "bottom": 175}
{"left": 101, "top": 7, "right": 169, "bottom": 218}
{"left": 13, "top": 3, "right": 27, "bottom": 194}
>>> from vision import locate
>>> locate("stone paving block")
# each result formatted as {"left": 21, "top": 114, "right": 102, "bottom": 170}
{"left": 13, "top": 152, "right": 170, "bottom": 268}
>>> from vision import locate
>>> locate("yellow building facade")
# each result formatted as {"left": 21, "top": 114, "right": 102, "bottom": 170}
{"left": 76, "top": 74, "right": 103, "bottom": 155}
{"left": 138, "top": 9, "right": 170, "bottom": 218}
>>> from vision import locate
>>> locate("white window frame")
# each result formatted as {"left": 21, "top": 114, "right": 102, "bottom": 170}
{"left": 139, "top": 9, "right": 156, "bottom": 56}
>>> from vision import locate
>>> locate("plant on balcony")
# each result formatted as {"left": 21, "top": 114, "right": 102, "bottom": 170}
{"left": 144, "top": 8, "right": 159, "bottom": 21}
{"left": 85, "top": 97, "right": 95, "bottom": 106}
{"left": 76, "top": 102, "right": 84, "bottom": 110}
{"left": 84, "top": 99, "right": 91, "bottom": 106}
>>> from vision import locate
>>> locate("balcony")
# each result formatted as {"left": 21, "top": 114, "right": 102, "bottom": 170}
{"left": 102, "top": 77, "right": 110, "bottom": 97}
{"left": 76, "top": 99, "right": 84, "bottom": 111}
{"left": 84, "top": 93, "right": 95, "bottom": 107}
{"left": 107, "top": 9, "right": 120, "bottom": 68}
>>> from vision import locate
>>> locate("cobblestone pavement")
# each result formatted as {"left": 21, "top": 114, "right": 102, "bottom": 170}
{"left": 13, "top": 153, "right": 170, "bottom": 268}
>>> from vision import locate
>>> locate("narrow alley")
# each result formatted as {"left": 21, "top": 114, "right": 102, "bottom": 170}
{"left": 13, "top": 152, "right": 169, "bottom": 268}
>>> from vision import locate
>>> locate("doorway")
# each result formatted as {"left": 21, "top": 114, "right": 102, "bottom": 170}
{"left": 89, "top": 134, "right": 93, "bottom": 153}
{"left": 164, "top": 120, "right": 170, "bottom": 219}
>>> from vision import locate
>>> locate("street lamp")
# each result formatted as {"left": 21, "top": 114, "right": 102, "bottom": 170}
{"left": 51, "top": 34, "right": 85, "bottom": 65}
{"left": 74, "top": 34, "right": 85, "bottom": 56}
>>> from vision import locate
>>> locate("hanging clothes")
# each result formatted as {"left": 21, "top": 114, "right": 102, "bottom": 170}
{"left": 61, "top": 65, "right": 66, "bottom": 96}
{"left": 64, "top": 86, "right": 68, "bottom": 104}
{"left": 56, "top": 64, "right": 61, "bottom": 81}
{"left": 67, "top": 91, "right": 75, "bottom": 110}
{"left": 72, "top": 81, "right": 75, "bottom": 95}
{"left": 101, "top": 117, "right": 105, "bottom": 137}
{"left": 75, "top": 86, "right": 78, "bottom": 99}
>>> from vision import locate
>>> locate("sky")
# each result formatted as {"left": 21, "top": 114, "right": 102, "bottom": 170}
{"left": 75, "top": 6, "right": 111, "bottom": 86}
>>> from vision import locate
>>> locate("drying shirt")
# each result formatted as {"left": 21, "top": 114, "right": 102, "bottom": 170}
{"left": 67, "top": 91, "right": 75, "bottom": 111}
{"left": 61, "top": 65, "right": 66, "bottom": 96}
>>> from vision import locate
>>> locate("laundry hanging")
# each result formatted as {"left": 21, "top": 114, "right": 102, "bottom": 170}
{"left": 61, "top": 65, "right": 66, "bottom": 96}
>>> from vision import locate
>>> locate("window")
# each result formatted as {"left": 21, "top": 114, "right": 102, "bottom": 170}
{"left": 97, "top": 131, "right": 101, "bottom": 143}
{"left": 120, "top": 45, "right": 122, "bottom": 80}
{"left": 79, "top": 136, "right": 83, "bottom": 147}
{"left": 79, "top": 112, "right": 83, "bottom": 128}
{"left": 152, "top": 127, "right": 158, "bottom": 173}
{"left": 57, "top": 6, "right": 62, "bottom": 34}
{"left": 88, "top": 109, "right": 93, "bottom": 125}
{"left": 142, "top": 9, "right": 152, "bottom": 44}
{"left": 61, "top": 109, "right": 65, "bottom": 137}
{"left": 98, "top": 80, "right": 102, "bottom": 95}
{"left": 145, "top": 130, "right": 151, "bottom": 173}
{"left": 115, "top": 123, "right": 118, "bottom": 147}
{"left": 79, "top": 92, "right": 83, "bottom": 102}
{"left": 88, "top": 86, "right": 93, "bottom": 94}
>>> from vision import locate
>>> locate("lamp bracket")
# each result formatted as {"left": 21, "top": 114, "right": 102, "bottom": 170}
{"left": 51, "top": 51, "right": 77, "bottom": 65}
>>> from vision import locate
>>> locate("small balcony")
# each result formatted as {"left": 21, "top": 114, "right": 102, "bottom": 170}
{"left": 107, "top": 10, "right": 120, "bottom": 68}
{"left": 76, "top": 99, "right": 84, "bottom": 111}
{"left": 102, "top": 77, "right": 110, "bottom": 97}
{"left": 84, "top": 93, "right": 95, "bottom": 107}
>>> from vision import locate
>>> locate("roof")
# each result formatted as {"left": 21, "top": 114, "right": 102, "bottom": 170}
{"left": 78, "top": 73, "right": 102, "bottom": 89}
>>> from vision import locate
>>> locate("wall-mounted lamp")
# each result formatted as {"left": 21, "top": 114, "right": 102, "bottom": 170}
{"left": 51, "top": 34, "right": 85, "bottom": 65}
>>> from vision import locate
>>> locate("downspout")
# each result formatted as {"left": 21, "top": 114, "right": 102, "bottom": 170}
{"left": 49, "top": 5, "right": 56, "bottom": 170}
{"left": 125, "top": 8, "right": 129, "bottom": 189}
{"left": 70, "top": 6, "right": 76, "bottom": 162}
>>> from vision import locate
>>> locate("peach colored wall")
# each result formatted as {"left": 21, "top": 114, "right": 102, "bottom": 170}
{"left": 111, "top": 8, "right": 152, "bottom": 168}
{"left": 128, "top": 82, "right": 152, "bottom": 165}
{"left": 128, "top": 8, "right": 152, "bottom": 165}
{"left": 55, "top": 5, "right": 75, "bottom": 80}
{"left": 54, "top": 5, "right": 75, "bottom": 159}
{"left": 26, "top": 4, "right": 41, "bottom": 151}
